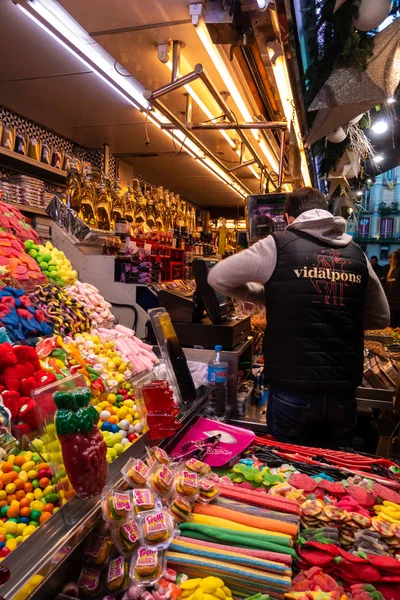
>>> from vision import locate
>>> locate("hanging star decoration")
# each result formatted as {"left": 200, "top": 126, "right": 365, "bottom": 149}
{"left": 306, "top": 18, "right": 400, "bottom": 145}
{"left": 324, "top": 149, "right": 361, "bottom": 198}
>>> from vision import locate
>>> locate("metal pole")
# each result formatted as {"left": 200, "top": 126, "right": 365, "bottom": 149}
{"left": 185, "top": 93, "right": 193, "bottom": 125}
{"left": 229, "top": 160, "right": 257, "bottom": 172}
{"left": 194, "top": 64, "right": 266, "bottom": 171}
{"left": 240, "top": 142, "right": 245, "bottom": 164}
{"left": 143, "top": 70, "right": 199, "bottom": 101}
{"left": 172, "top": 40, "right": 181, "bottom": 82}
{"left": 160, "top": 122, "right": 287, "bottom": 130}
{"left": 278, "top": 129, "right": 286, "bottom": 189}
{"left": 147, "top": 96, "right": 252, "bottom": 195}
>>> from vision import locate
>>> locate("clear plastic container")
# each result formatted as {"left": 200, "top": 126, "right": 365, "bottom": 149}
{"left": 102, "top": 489, "right": 134, "bottom": 523}
{"left": 106, "top": 556, "right": 130, "bottom": 594}
{"left": 130, "top": 546, "right": 166, "bottom": 586}
{"left": 146, "top": 446, "right": 170, "bottom": 467}
{"left": 137, "top": 509, "right": 175, "bottom": 549}
{"left": 174, "top": 469, "right": 199, "bottom": 499}
{"left": 77, "top": 567, "right": 103, "bottom": 597}
{"left": 121, "top": 458, "right": 150, "bottom": 488}
{"left": 132, "top": 488, "right": 160, "bottom": 515}
{"left": 197, "top": 477, "right": 220, "bottom": 504}
{"left": 147, "top": 463, "right": 176, "bottom": 499}
{"left": 206, "top": 345, "right": 228, "bottom": 421}
{"left": 83, "top": 532, "right": 114, "bottom": 566}
{"left": 168, "top": 495, "right": 194, "bottom": 523}
{"left": 183, "top": 457, "right": 211, "bottom": 476}
{"left": 111, "top": 519, "right": 140, "bottom": 557}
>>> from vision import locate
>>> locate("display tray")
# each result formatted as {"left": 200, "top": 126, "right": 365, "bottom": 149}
{"left": 0, "top": 387, "right": 209, "bottom": 600}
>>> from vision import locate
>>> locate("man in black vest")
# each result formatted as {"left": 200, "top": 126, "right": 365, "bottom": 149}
{"left": 208, "top": 187, "right": 390, "bottom": 448}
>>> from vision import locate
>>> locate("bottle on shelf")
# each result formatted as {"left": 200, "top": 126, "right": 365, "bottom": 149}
{"left": 155, "top": 187, "right": 164, "bottom": 231}
{"left": 133, "top": 179, "right": 147, "bottom": 233}
{"left": 96, "top": 173, "right": 112, "bottom": 231}
{"left": 124, "top": 182, "right": 136, "bottom": 234}
{"left": 206, "top": 345, "right": 229, "bottom": 421}
{"left": 145, "top": 185, "right": 156, "bottom": 230}
{"left": 80, "top": 167, "right": 97, "bottom": 227}
{"left": 65, "top": 158, "right": 82, "bottom": 212}
{"left": 110, "top": 178, "right": 126, "bottom": 229}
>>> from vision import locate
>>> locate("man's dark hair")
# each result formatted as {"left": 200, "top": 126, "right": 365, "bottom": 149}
{"left": 284, "top": 187, "right": 328, "bottom": 219}
{"left": 371, "top": 255, "right": 378, "bottom": 261}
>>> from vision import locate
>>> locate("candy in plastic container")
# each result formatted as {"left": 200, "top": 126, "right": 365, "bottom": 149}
{"left": 168, "top": 495, "right": 194, "bottom": 523}
{"left": 132, "top": 488, "right": 158, "bottom": 515}
{"left": 84, "top": 532, "right": 114, "bottom": 566}
{"left": 137, "top": 509, "right": 175, "bottom": 549}
{"left": 106, "top": 556, "right": 130, "bottom": 593}
{"left": 77, "top": 567, "right": 103, "bottom": 597}
{"left": 130, "top": 546, "right": 166, "bottom": 586}
{"left": 175, "top": 469, "right": 199, "bottom": 498}
{"left": 148, "top": 464, "right": 175, "bottom": 499}
{"left": 111, "top": 519, "right": 141, "bottom": 556}
{"left": 146, "top": 446, "right": 170, "bottom": 467}
{"left": 102, "top": 489, "right": 134, "bottom": 522}
{"left": 198, "top": 478, "right": 220, "bottom": 503}
{"left": 184, "top": 457, "right": 211, "bottom": 476}
{"left": 122, "top": 458, "right": 150, "bottom": 488}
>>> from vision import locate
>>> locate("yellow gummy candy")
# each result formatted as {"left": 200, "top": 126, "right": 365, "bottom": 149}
{"left": 383, "top": 501, "right": 400, "bottom": 509}
{"left": 379, "top": 513, "right": 397, "bottom": 524}
{"left": 374, "top": 505, "right": 383, "bottom": 512}
{"left": 200, "top": 577, "right": 224, "bottom": 592}
{"left": 181, "top": 579, "right": 202, "bottom": 591}
{"left": 182, "top": 592, "right": 196, "bottom": 598}
{"left": 214, "top": 588, "right": 226, "bottom": 599}
{"left": 204, "top": 594, "right": 217, "bottom": 600}
{"left": 193, "top": 589, "right": 204, "bottom": 600}
{"left": 223, "top": 587, "right": 232, "bottom": 598}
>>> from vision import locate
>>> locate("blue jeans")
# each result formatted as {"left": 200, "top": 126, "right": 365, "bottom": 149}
{"left": 266, "top": 384, "right": 357, "bottom": 449}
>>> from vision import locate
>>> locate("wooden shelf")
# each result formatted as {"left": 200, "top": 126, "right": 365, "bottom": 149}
{"left": 0, "top": 146, "right": 67, "bottom": 183}
{"left": 7, "top": 201, "right": 49, "bottom": 217}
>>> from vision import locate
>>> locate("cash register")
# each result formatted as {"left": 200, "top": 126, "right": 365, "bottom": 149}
{"left": 156, "top": 258, "right": 251, "bottom": 350}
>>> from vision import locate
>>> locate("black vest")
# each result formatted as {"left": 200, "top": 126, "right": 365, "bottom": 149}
{"left": 263, "top": 230, "right": 368, "bottom": 390}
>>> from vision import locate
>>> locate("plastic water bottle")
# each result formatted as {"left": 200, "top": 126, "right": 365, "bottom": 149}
{"left": 206, "top": 345, "right": 228, "bottom": 421}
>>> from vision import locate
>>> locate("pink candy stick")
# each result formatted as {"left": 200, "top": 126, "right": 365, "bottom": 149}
{"left": 115, "top": 324, "right": 136, "bottom": 337}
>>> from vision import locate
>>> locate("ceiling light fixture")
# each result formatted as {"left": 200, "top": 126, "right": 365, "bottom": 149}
{"left": 266, "top": 49, "right": 312, "bottom": 187}
{"left": 356, "top": 191, "right": 363, "bottom": 196}
{"left": 371, "top": 120, "right": 389, "bottom": 134}
{"left": 16, "top": 0, "right": 249, "bottom": 199}
{"left": 387, "top": 97, "right": 396, "bottom": 104}
{"left": 257, "top": 0, "right": 268, "bottom": 11}
{"left": 367, "top": 178, "right": 372, "bottom": 183}
{"left": 195, "top": 20, "right": 280, "bottom": 175}
{"left": 373, "top": 154, "right": 385, "bottom": 164}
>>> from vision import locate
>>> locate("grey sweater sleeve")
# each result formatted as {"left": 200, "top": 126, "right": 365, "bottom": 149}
{"left": 207, "top": 236, "right": 277, "bottom": 305}
{"left": 364, "top": 260, "right": 390, "bottom": 330}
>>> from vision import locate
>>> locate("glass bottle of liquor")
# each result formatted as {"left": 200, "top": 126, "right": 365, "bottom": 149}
{"left": 155, "top": 187, "right": 164, "bottom": 231}
{"left": 65, "top": 158, "right": 82, "bottom": 212}
{"left": 133, "top": 179, "right": 148, "bottom": 233}
{"left": 145, "top": 186, "right": 156, "bottom": 230}
{"left": 96, "top": 173, "right": 112, "bottom": 231}
{"left": 110, "top": 178, "right": 126, "bottom": 229}
{"left": 124, "top": 182, "right": 136, "bottom": 234}
{"left": 80, "top": 167, "right": 97, "bottom": 227}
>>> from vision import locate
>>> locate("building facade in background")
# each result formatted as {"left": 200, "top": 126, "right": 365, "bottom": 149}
{"left": 352, "top": 166, "right": 400, "bottom": 262}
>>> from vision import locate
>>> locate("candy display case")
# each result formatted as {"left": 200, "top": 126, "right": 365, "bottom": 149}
{"left": 0, "top": 384, "right": 209, "bottom": 600}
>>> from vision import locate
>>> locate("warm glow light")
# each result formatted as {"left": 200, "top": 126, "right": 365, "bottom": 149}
{"left": 196, "top": 20, "right": 280, "bottom": 173}
{"left": 371, "top": 120, "right": 389, "bottom": 134}
{"left": 165, "top": 58, "right": 260, "bottom": 180}
{"left": 18, "top": 0, "right": 249, "bottom": 199}
{"left": 267, "top": 50, "right": 312, "bottom": 187}
{"left": 257, "top": 0, "right": 268, "bottom": 10}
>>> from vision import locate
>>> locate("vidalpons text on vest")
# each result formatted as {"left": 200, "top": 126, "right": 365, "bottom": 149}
{"left": 294, "top": 267, "right": 362, "bottom": 284}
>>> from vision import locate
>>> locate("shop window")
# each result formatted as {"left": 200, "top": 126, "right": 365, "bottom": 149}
{"left": 380, "top": 218, "right": 394, "bottom": 239}
{"left": 358, "top": 218, "right": 370, "bottom": 237}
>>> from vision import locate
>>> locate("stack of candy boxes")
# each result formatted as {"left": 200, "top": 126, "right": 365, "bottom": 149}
{"left": 65, "top": 446, "right": 220, "bottom": 598}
